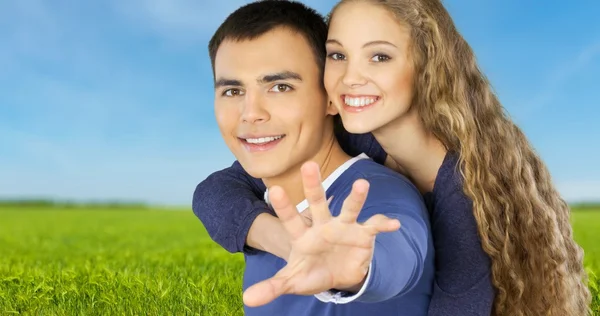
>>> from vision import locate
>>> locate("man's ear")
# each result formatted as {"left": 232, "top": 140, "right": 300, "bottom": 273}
{"left": 326, "top": 100, "right": 339, "bottom": 116}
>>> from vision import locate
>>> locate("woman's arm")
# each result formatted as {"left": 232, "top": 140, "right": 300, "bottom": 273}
{"left": 192, "top": 124, "right": 390, "bottom": 258}
{"left": 192, "top": 160, "right": 293, "bottom": 257}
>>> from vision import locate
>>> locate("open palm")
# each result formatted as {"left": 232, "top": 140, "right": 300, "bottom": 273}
{"left": 243, "top": 161, "right": 401, "bottom": 307}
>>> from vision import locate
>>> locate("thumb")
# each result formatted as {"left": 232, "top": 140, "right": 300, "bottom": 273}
{"left": 363, "top": 214, "right": 401, "bottom": 235}
{"left": 243, "top": 275, "right": 289, "bottom": 307}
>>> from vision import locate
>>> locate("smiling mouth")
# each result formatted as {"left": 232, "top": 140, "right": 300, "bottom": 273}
{"left": 239, "top": 135, "right": 286, "bottom": 152}
{"left": 242, "top": 135, "right": 284, "bottom": 144}
{"left": 341, "top": 95, "right": 381, "bottom": 112}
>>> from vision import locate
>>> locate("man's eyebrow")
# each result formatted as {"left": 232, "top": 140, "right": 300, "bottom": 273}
{"left": 258, "top": 71, "right": 302, "bottom": 84}
{"left": 326, "top": 39, "right": 397, "bottom": 48}
{"left": 214, "top": 78, "right": 242, "bottom": 89}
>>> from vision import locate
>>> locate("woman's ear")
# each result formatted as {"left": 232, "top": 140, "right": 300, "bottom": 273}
{"left": 326, "top": 100, "right": 339, "bottom": 115}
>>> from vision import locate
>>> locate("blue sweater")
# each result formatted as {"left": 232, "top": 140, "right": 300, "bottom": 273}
{"left": 243, "top": 158, "right": 434, "bottom": 315}
{"left": 192, "top": 128, "right": 495, "bottom": 316}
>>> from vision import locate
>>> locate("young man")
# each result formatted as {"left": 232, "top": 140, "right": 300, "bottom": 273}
{"left": 206, "top": 1, "right": 434, "bottom": 315}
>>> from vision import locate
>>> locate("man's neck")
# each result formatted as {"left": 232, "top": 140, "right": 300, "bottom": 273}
{"left": 263, "top": 132, "right": 351, "bottom": 206}
{"left": 372, "top": 108, "right": 447, "bottom": 193}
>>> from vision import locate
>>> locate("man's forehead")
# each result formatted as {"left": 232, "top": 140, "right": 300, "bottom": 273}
{"left": 215, "top": 67, "right": 301, "bottom": 80}
{"left": 214, "top": 29, "right": 317, "bottom": 78}
{"left": 214, "top": 60, "right": 316, "bottom": 86}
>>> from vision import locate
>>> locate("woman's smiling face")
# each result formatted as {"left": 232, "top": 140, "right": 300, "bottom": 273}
{"left": 324, "top": 1, "right": 416, "bottom": 134}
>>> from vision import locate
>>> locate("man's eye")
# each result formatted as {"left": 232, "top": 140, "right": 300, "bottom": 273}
{"left": 270, "top": 84, "right": 292, "bottom": 93}
{"left": 223, "top": 89, "right": 243, "bottom": 97}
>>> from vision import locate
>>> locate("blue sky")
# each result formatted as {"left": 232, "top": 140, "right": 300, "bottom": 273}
{"left": 1, "top": 0, "right": 599, "bottom": 206}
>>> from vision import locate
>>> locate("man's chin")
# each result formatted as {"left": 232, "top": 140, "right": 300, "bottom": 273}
{"left": 239, "top": 161, "right": 284, "bottom": 180}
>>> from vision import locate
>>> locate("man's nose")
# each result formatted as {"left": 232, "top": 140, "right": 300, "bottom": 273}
{"left": 240, "top": 93, "right": 269, "bottom": 124}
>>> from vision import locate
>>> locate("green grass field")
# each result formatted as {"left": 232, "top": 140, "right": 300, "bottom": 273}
{"left": 0, "top": 207, "right": 598, "bottom": 315}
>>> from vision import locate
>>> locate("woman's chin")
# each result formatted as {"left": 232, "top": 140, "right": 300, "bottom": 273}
{"left": 340, "top": 116, "right": 380, "bottom": 134}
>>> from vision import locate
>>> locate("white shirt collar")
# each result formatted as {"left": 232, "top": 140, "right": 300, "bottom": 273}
{"left": 263, "top": 153, "right": 370, "bottom": 213}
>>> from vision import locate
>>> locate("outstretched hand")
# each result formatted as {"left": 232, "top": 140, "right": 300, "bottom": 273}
{"left": 242, "top": 161, "right": 401, "bottom": 307}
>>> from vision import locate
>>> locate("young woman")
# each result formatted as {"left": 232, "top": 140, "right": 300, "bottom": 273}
{"left": 194, "top": 0, "right": 591, "bottom": 315}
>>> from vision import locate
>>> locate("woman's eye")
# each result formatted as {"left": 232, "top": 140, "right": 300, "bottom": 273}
{"left": 328, "top": 53, "right": 345, "bottom": 61}
{"left": 371, "top": 54, "right": 391, "bottom": 62}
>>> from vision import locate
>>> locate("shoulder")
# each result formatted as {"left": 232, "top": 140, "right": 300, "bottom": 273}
{"left": 433, "top": 151, "right": 463, "bottom": 194}
{"left": 348, "top": 159, "right": 421, "bottom": 198}
{"left": 329, "top": 159, "right": 427, "bottom": 219}
{"left": 429, "top": 152, "right": 470, "bottom": 220}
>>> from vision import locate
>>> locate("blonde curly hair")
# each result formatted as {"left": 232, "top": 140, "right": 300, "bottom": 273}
{"left": 330, "top": 0, "right": 591, "bottom": 314}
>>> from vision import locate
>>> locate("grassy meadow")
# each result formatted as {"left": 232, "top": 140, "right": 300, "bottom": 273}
{"left": 0, "top": 205, "right": 598, "bottom": 315}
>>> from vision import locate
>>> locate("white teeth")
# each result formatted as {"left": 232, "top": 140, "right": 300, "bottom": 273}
{"left": 344, "top": 96, "right": 377, "bottom": 107}
{"left": 245, "top": 135, "right": 283, "bottom": 144}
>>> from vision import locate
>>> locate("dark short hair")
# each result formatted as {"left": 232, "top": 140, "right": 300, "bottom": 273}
{"left": 208, "top": 0, "right": 328, "bottom": 81}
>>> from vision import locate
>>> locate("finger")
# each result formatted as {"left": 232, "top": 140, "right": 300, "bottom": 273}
{"left": 269, "top": 186, "right": 307, "bottom": 240}
{"left": 243, "top": 275, "right": 289, "bottom": 307}
{"left": 298, "top": 196, "right": 331, "bottom": 226}
{"left": 363, "top": 214, "right": 401, "bottom": 235}
{"left": 338, "top": 179, "right": 369, "bottom": 224}
{"left": 300, "top": 162, "right": 331, "bottom": 225}
{"left": 300, "top": 210, "right": 313, "bottom": 226}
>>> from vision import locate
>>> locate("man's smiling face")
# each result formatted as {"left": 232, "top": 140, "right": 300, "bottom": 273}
{"left": 213, "top": 26, "right": 335, "bottom": 179}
